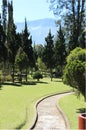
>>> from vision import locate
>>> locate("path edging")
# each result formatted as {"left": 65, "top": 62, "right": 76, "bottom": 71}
{"left": 56, "top": 92, "right": 75, "bottom": 130}
{"left": 29, "top": 90, "right": 74, "bottom": 130}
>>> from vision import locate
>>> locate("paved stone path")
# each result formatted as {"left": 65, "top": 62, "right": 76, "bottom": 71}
{"left": 31, "top": 92, "right": 73, "bottom": 130}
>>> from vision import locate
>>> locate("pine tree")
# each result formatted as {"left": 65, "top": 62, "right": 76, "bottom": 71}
{"left": 0, "top": 14, "right": 6, "bottom": 61}
{"left": 2, "top": 0, "right": 7, "bottom": 33}
{"left": 22, "top": 18, "right": 35, "bottom": 68}
{"left": 0, "top": 13, "right": 7, "bottom": 78}
{"left": 49, "top": 0, "right": 86, "bottom": 51}
{"left": 7, "top": 1, "right": 19, "bottom": 82}
{"left": 15, "top": 47, "right": 29, "bottom": 83}
{"left": 68, "top": 0, "right": 86, "bottom": 51}
{"left": 54, "top": 25, "right": 66, "bottom": 75}
{"left": 42, "top": 29, "right": 55, "bottom": 81}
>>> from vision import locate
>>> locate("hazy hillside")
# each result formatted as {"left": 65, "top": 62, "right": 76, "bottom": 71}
{"left": 16, "top": 18, "right": 57, "bottom": 44}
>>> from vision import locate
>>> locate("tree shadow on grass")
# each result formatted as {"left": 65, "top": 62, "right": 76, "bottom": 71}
{"left": 21, "top": 81, "right": 36, "bottom": 85}
{"left": 35, "top": 81, "right": 48, "bottom": 84}
{"left": 2, "top": 82, "right": 22, "bottom": 87}
{"left": 0, "top": 84, "right": 3, "bottom": 90}
{"left": 2, "top": 81, "right": 36, "bottom": 86}
{"left": 76, "top": 108, "right": 86, "bottom": 113}
{"left": 15, "top": 108, "right": 28, "bottom": 130}
{"left": 22, "top": 81, "right": 48, "bottom": 85}
{"left": 1, "top": 80, "right": 48, "bottom": 87}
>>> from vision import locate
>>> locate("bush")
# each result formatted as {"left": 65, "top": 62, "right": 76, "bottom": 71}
{"left": 63, "top": 47, "right": 86, "bottom": 99}
{"left": 33, "top": 71, "right": 43, "bottom": 81}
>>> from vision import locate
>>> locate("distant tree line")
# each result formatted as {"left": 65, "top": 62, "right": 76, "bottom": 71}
{"left": 0, "top": 0, "right": 85, "bottom": 83}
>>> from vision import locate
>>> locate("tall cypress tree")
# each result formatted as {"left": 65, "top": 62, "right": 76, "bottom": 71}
{"left": 54, "top": 25, "right": 66, "bottom": 74}
{"left": 49, "top": 0, "right": 86, "bottom": 51}
{"left": 42, "top": 30, "right": 55, "bottom": 81}
{"left": 22, "top": 18, "right": 35, "bottom": 68}
{"left": 0, "top": 14, "right": 6, "bottom": 62}
{"left": 7, "top": 1, "right": 18, "bottom": 82}
{"left": 2, "top": 0, "right": 7, "bottom": 33}
{"left": 0, "top": 13, "right": 7, "bottom": 78}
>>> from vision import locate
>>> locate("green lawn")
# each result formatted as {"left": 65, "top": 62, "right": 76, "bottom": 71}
{"left": 0, "top": 78, "right": 72, "bottom": 129}
{"left": 59, "top": 93, "right": 86, "bottom": 129}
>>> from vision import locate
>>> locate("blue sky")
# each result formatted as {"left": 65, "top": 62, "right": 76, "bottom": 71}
{"left": 0, "top": 0, "right": 56, "bottom": 22}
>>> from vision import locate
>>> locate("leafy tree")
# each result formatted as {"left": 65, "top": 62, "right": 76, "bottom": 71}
{"left": 63, "top": 47, "right": 86, "bottom": 100}
{"left": 33, "top": 71, "right": 43, "bottom": 81}
{"left": 36, "top": 57, "right": 47, "bottom": 72}
{"left": 54, "top": 25, "right": 66, "bottom": 74}
{"left": 15, "top": 47, "right": 29, "bottom": 82}
{"left": 42, "top": 30, "right": 55, "bottom": 81}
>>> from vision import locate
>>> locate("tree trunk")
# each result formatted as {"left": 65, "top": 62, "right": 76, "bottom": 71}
{"left": 26, "top": 68, "right": 28, "bottom": 82}
{"left": 50, "top": 68, "right": 53, "bottom": 81}
{"left": 12, "top": 64, "right": 15, "bottom": 83}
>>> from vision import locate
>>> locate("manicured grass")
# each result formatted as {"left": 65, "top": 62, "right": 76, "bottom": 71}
{"left": 59, "top": 93, "right": 86, "bottom": 129}
{"left": 0, "top": 78, "right": 72, "bottom": 129}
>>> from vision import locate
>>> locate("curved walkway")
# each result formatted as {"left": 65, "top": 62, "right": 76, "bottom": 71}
{"left": 30, "top": 92, "right": 74, "bottom": 130}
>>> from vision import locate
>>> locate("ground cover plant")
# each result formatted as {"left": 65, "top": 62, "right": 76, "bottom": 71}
{"left": 59, "top": 93, "right": 86, "bottom": 129}
{"left": 0, "top": 78, "right": 72, "bottom": 129}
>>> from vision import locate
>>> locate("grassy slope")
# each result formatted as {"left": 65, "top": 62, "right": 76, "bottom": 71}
{"left": 0, "top": 78, "right": 72, "bottom": 129}
{"left": 59, "top": 93, "right": 86, "bottom": 129}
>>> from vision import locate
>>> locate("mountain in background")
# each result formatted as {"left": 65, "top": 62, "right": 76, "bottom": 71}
{"left": 16, "top": 18, "right": 57, "bottom": 44}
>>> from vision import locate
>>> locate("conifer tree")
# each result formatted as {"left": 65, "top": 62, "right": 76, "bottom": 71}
{"left": 0, "top": 13, "right": 7, "bottom": 77}
{"left": 49, "top": 0, "right": 86, "bottom": 51}
{"left": 22, "top": 18, "right": 35, "bottom": 68}
{"left": 15, "top": 47, "right": 29, "bottom": 83}
{"left": 7, "top": 1, "right": 19, "bottom": 82}
{"left": 42, "top": 30, "right": 55, "bottom": 81}
{"left": 54, "top": 25, "right": 66, "bottom": 74}
{"left": 2, "top": 0, "right": 7, "bottom": 33}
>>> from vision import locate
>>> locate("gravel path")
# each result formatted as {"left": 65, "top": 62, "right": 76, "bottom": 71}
{"left": 30, "top": 92, "right": 73, "bottom": 130}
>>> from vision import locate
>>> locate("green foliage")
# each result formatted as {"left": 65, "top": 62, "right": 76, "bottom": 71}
{"left": 15, "top": 47, "right": 29, "bottom": 72}
{"left": 36, "top": 57, "right": 47, "bottom": 72}
{"left": 63, "top": 47, "right": 86, "bottom": 99}
{"left": 67, "top": 47, "right": 85, "bottom": 63}
{"left": 42, "top": 30, "right": 55, "bottom": 69}
{"left": 0, "top": 74, "right": 12, "bottom": 82}
{"left": 34, "top": 44, "right": 44, "bottom": 58}
{"left": 0, "top": 15, "right": 7, "bottom": 62}
{"left": 7, "top": 1, "right": 18, "bottom": 64}
{"left": 49, "top": 0, "right": 86, "bottom": 50}
{"left": 22, "top": 19, "right": 35, "bottom": 68}
{"left": 42, "top": 30, "right": 55, "bottom": 81}
{"left": 54, "top": 25, "right": 66, "bottom": 71}
{"left": 2, "top": 0, "right": 7, "bottom": 32}
{"left": 32, "top": 71, "right": 43, "bottom": 81}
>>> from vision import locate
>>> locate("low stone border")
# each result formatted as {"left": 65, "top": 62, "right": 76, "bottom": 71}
{"left": 29, "top": 90, "right": 74, "bottom": 130}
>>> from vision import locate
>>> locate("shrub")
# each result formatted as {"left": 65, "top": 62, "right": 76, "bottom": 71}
{"left": 33, "top": 71, "right": 43, "bottom": 81}
{"left": 63, "top": 47, "right": 86, "bottom": 100}
{"left": 6, "top": 75, "right": 12, "bottom": 81}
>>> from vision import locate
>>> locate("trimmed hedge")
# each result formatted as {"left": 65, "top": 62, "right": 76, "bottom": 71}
{"left": 63, "top": 47, "right": 86, "bottom": 99}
